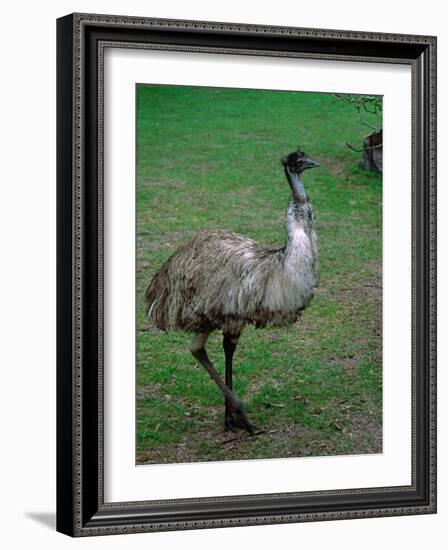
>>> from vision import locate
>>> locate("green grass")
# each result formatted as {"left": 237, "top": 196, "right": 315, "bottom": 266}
{"left": 135, "top": 85, "right": 382, "bottom": 464}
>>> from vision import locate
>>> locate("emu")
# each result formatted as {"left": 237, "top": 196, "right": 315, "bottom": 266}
{"left": 145, "top": 149, "right": 319, "bottom": 433}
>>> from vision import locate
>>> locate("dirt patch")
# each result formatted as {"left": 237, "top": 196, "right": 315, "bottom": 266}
{"left": 338, "top": 277, "right": 381, "bottom": 306}
{"left": 327, "top": 354, "right": 360, "bottom": 376}
{"left": 245, "top": 377, "right": 264, "bottom": 400}
{"left": 136, "top": 406, "right": 382, "bottom": 465}
{"left": 323, "top": 156, "right": 350, "bottom": 178}
{"left": 136, "top": 383, "right": 162, "bottom": 400}
{"left": 347, "top": 412, "right": 382, "bottom": 454}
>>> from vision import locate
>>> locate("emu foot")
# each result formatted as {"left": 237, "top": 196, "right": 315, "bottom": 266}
{"left": 225, "top": 401, "right": 255, "bottom": 434}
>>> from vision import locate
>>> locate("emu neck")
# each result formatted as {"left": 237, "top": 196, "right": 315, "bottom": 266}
{"left": 284, "top": 171, "right": 312, "bottom": 257}
{"left": 285, "top": 167, "right": 307, "bottom": 202}
{"left": 285, "top": 199, "right": 309, "bottom": 254}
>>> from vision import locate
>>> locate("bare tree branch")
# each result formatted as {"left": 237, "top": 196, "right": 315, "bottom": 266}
{"left": 345, "top": 142, "right": 383, "bottom": 153}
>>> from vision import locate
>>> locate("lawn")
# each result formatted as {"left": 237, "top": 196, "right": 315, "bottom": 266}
{"left": 135, "top": 85, "right": 382, "bottom": 464}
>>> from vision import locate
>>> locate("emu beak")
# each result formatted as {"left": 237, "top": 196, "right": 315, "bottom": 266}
{"left": 304, "top": 159, "right": 319, "bottom": 169}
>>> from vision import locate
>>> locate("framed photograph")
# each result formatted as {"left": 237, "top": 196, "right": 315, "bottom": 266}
{"left": 56, "top": 13, "right": 437, "bottom": 536}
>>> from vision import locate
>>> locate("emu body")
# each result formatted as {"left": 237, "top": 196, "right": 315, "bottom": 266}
{"left": 145, "top": 150, "right": 319, "bottom": 432}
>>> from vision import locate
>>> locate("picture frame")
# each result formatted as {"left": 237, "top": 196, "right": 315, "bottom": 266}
{"left": 56, "top": 12, "right": 437, "bottom": 536}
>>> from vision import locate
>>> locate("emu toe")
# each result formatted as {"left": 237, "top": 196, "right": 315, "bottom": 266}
{"left": 225, "top": 407, "right": 255, "bottom": 434}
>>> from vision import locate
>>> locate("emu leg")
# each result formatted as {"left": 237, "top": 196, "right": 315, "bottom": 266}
{"left": 223, "top": 332, "right": 251, "bottom": 432}
{"left": 191, "top": 332, "right": 254, "bottom": 434}
{"left": 223, "top": 333, "right": 237, "bottom": 421}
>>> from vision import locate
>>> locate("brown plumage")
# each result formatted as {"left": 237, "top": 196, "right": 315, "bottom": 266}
{"left": 145, "top": 150, "right": 320, "bottom": 433}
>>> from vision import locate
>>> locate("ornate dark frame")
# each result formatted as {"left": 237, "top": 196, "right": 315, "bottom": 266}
{"left": 56, "top": 13, "right": 437, "bottom": 537}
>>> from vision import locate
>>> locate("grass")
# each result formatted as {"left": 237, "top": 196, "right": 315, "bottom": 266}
{"left": 135, "top": 85, "right": 382, "bottom": 464}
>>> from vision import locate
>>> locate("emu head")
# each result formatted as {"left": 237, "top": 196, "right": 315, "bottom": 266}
{"left": 281, "top": 149, "right": 319, "bottom": 175}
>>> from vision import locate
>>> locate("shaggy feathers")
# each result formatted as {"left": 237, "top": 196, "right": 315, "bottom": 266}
{"left": 145, "top": 195, "right": 318, "bottom": 334}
